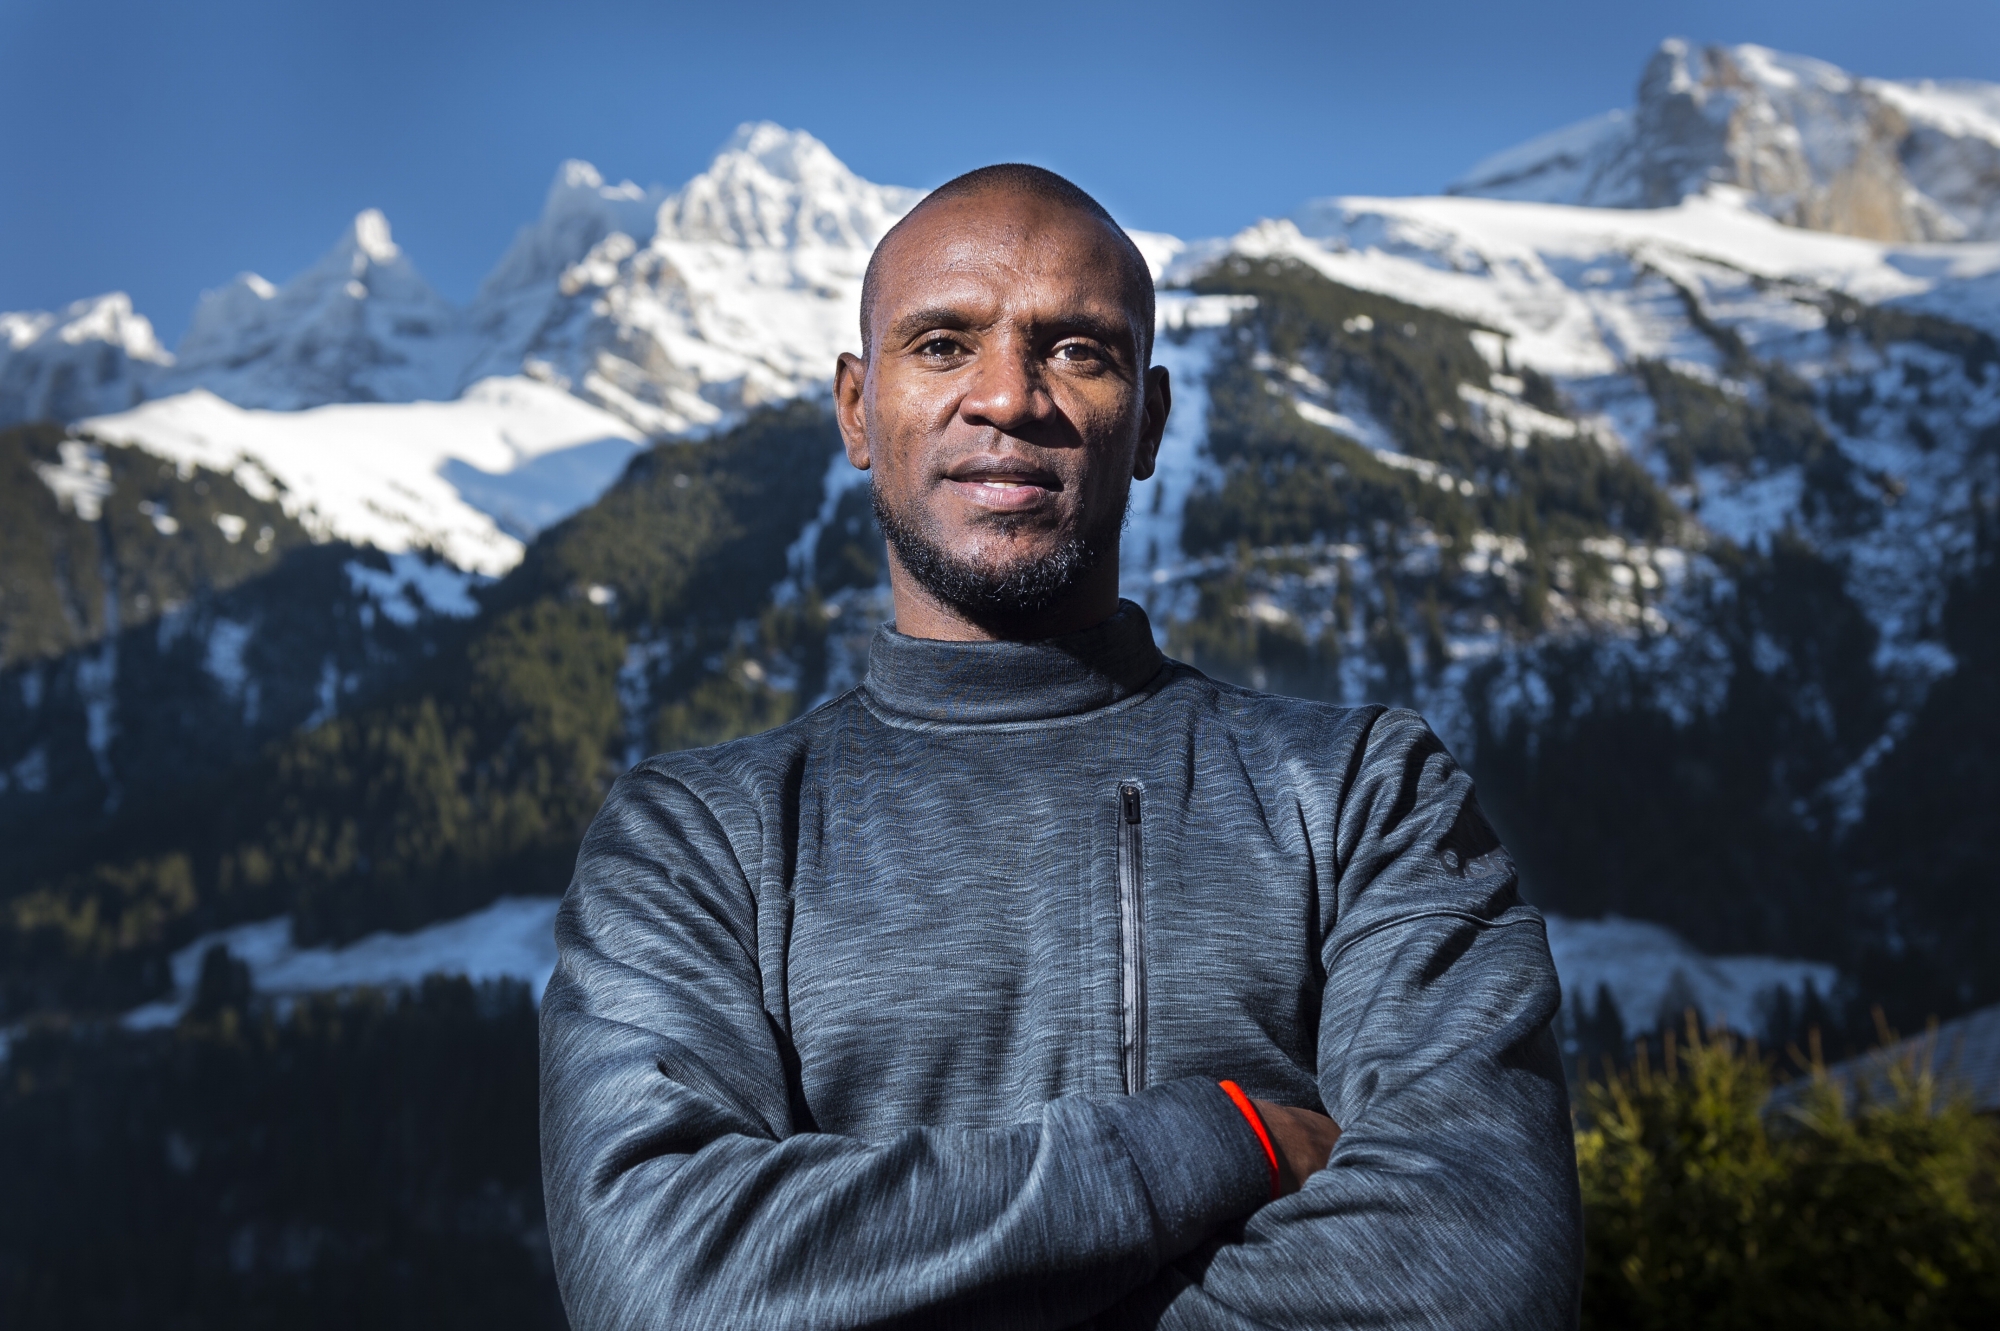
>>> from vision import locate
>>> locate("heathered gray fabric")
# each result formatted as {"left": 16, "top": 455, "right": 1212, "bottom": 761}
{"left": 540, "top": 600, "right": 1583, "bottom": 1330}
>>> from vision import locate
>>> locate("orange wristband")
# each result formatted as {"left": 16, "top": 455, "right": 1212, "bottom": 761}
{"left": 1218, "top": 1080, "right": 1280, "bottom": 1200}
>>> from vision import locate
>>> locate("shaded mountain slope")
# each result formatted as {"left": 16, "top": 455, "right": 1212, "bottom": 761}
{"left": 1, "top": 404, "right": 838, "bottom": 1016}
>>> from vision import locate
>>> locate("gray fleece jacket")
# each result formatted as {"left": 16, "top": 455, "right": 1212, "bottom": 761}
{"left": 540, "top": 601, "right": 1582, "bottom": 1329}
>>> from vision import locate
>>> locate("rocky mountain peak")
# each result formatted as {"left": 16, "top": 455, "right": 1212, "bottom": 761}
{"left": 0, "top": 294, "right": 170, "bottom": 426}
{"left": 345, "top": 208, "right": 402, "bottom": 265}
{"left": 475, "top": 161, "right": 667, "bottom": 305}
{"left": 456, "top": 124, "right": 922, "bottom": 436}
{"left": 162, "top": 209, "right": 465, "bottom": 409}
{"left": 1453, "top": 39, "right": 2000, "bottom": 242}
{"left": 658, "top": 121, "right": 922, "bottom": 250}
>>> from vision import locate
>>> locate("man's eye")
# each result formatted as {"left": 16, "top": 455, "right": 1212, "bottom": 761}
{"left": 1054, "top": 343, "right": 1105, "bottom": 364}
{"left": 917, "top": 337, "right": 963, "bottom": 357}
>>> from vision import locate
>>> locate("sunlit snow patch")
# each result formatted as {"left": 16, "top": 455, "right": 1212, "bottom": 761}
{"left": 1544, "top": 912, "right": 1838, "bottom": 1039}
{"left": 123, "top": 896, "right": 562, "bottom": 1028}
{"left": 31, "top": 439, "right": 116, "bottom": 520}
{"left": 345, "top": 552, "right": 488, "bottom": 626}
{"left": 1173, "top": 191, "right": 2000, "bottom": 377}
{"left": 1120, "top": 294, "right": 1252, "bottom": 614}
{"left": 80, "top": 376, "right": 646, "bottom": 575}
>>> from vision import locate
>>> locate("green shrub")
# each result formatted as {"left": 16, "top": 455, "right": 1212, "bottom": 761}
{"left": 1579, "top": 1020, "right": 2000, "bottom": 1329}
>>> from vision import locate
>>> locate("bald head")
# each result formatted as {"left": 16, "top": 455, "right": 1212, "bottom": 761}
{"left": 861, "top": 165, "right": 1155, "bottom": 363}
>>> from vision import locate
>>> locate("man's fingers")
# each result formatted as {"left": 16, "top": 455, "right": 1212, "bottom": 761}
{"left": 1252, "top": 1099, "right": 1342, "bottom": 1196}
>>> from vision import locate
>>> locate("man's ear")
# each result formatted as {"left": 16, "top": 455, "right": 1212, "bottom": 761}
{"left": 1132, "top": 364, "right": 1171, "bottom": 482}
{"left": 834, "top": 351, "right": 871, "bottom": 471}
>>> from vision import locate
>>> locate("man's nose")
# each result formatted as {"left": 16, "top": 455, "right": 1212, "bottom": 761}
{"left": 959, "top": 342, "right": 1053, "bottom": 435}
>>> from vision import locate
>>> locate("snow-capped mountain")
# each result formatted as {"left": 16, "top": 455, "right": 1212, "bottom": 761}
{"left": 1453, "top": 39, "right": 2000, "bottom": 243}
{"left": 161, "top": 209, "right": 471, "bottom": 408}
{"left": 0, "top": 293, "right": 170, "bottom": 425}
{"left": 1155, "top": 187, "right": 2000, "bottom": 706}
{"left": 99, "top": 121, "right": 923, "bottom": 440}
{"left": 0, "top": 49, "right": 1992, "bottom": 577}
{"left": 4, "top": 56, "right": 1995, "bottom": 675}
{"left": 0, "top": 124, "right": 924, "bottom": 565}
{"left": 463, "top": 121, "right": 923, "bottom": 435}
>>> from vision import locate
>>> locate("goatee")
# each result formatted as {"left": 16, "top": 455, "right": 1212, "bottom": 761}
{"left": 871, "top": 483, "right": 1126, "bottom": 627}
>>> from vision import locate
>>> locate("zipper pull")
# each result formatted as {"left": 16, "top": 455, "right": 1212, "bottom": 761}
{"left": 1121, "top": 783, "right": 1142, "bottom": 824}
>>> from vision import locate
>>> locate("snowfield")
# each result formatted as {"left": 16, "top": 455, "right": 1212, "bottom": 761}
{"left": 123, "top": 896, "right": 563, "bottom": 1028}
{"left": 1176, "top": 192, "right": 2000, "bottom": 377}
{"left": 79, "top": 377, "right": 644, "bottom": 575}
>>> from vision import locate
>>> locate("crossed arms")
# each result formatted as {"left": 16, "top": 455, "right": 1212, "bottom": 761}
{"left": 539, "top": 716, "right": 1581, "bottom": 1329}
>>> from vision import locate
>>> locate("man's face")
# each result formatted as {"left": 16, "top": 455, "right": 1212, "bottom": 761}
{"left": 834, "top": 191, "right": 1169, "bottom": 634}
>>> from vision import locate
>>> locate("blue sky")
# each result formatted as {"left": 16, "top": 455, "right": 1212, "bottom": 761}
{"left": 5, "top": 0, "right": 1997, "bottom": 341}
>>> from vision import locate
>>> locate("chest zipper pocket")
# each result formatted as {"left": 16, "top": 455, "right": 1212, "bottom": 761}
{"left": 1117, "top": 782, "right": 1147, "bottom": 1093}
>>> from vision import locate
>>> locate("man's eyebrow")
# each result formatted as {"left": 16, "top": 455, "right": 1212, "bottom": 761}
{"left": 885, "top": 307, "right": 979, "bottom": 346}
{"left": 884, "top": 306, "right": 1140, "bottom": 353}
{"left": 1043, "top": 311, "right": 1139, "bottom": 350}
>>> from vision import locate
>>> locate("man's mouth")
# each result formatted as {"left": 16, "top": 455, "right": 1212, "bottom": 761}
{"left": 943, "top": 459, "right": 1061, "bottom": 512}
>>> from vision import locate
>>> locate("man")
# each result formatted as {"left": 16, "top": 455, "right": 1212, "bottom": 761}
{"left": 540, "top": 165, "right": 1583, "bottom": 1329}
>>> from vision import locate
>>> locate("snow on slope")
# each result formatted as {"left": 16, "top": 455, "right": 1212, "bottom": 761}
{"left": 1121, "top": 292, "right": 1254, "bottom": 611}
{"left": 1171, "top": 182, "right": 2000, "bottom": 757}
{"left": 79, "top": 376, "right": 645, "bottom": 574}
{"left": 1454, "top": 39, "right": 2000, "bottom": 244}
{"left": 123, "top": 896, "right": 562, "bottom": 1028}
{"left": 1180, "top": 189, "right": 2000, "bottom": 375}
{"left": 1546, "top": 914, "right": 1838, "bottom": 1040}
{"left": 1875, "top": 77, "right": 2000, "bottom": 244}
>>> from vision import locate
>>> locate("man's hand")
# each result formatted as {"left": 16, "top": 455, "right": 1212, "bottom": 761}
{"left": 1252, "top": 1100, "right": 1341, "bottom": 1196}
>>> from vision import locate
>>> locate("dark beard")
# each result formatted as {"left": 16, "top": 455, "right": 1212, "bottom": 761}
{"left": 871, "top": 482, "right": 1126, "bottom": 629}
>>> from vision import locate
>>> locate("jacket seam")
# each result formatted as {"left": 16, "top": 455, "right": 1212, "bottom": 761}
{"left": 1326, "top": 908, "right": 1544, "bottom": 969}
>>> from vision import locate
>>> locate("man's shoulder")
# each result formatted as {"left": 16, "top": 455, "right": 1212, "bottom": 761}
{"left": 1161, "top": 660, "right": 1429, "bottom": 750}
{"left": 622, "top": 686, "right": 864, "bottom": 798}
{"left": 1158, "top": 665, "right": 1468, "bottom": 801}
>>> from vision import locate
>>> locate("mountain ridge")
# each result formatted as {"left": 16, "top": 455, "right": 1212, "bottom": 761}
{"left": 1452, "top": 38, "right": 2000, "bottom": 243}
{"left": 0, "top": 122, "right": 924, "bottom": 440}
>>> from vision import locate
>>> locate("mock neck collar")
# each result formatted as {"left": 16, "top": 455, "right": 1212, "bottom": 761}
{"left": 863, "top": 600, "right": 1169, "bottom": 724}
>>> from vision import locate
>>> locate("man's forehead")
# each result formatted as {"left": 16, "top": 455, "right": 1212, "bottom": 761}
{"left": 870, "top": 195, "right": 1145, "bottom": 330}
{"left": 882, "top": 260, "right": 1135, "bottom": 321}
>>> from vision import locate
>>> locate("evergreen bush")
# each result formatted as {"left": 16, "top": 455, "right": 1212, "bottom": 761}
{"left": 1578, "top": 1018, "right": 2000, "bottom": 1329}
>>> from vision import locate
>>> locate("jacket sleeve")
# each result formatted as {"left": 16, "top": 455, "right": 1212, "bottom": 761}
{"left": 1084, "top": 708, "right": 1584, "bottom": 1330}
{"left": 539, "top": 764, "right": 1274, "bottom": 1331}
